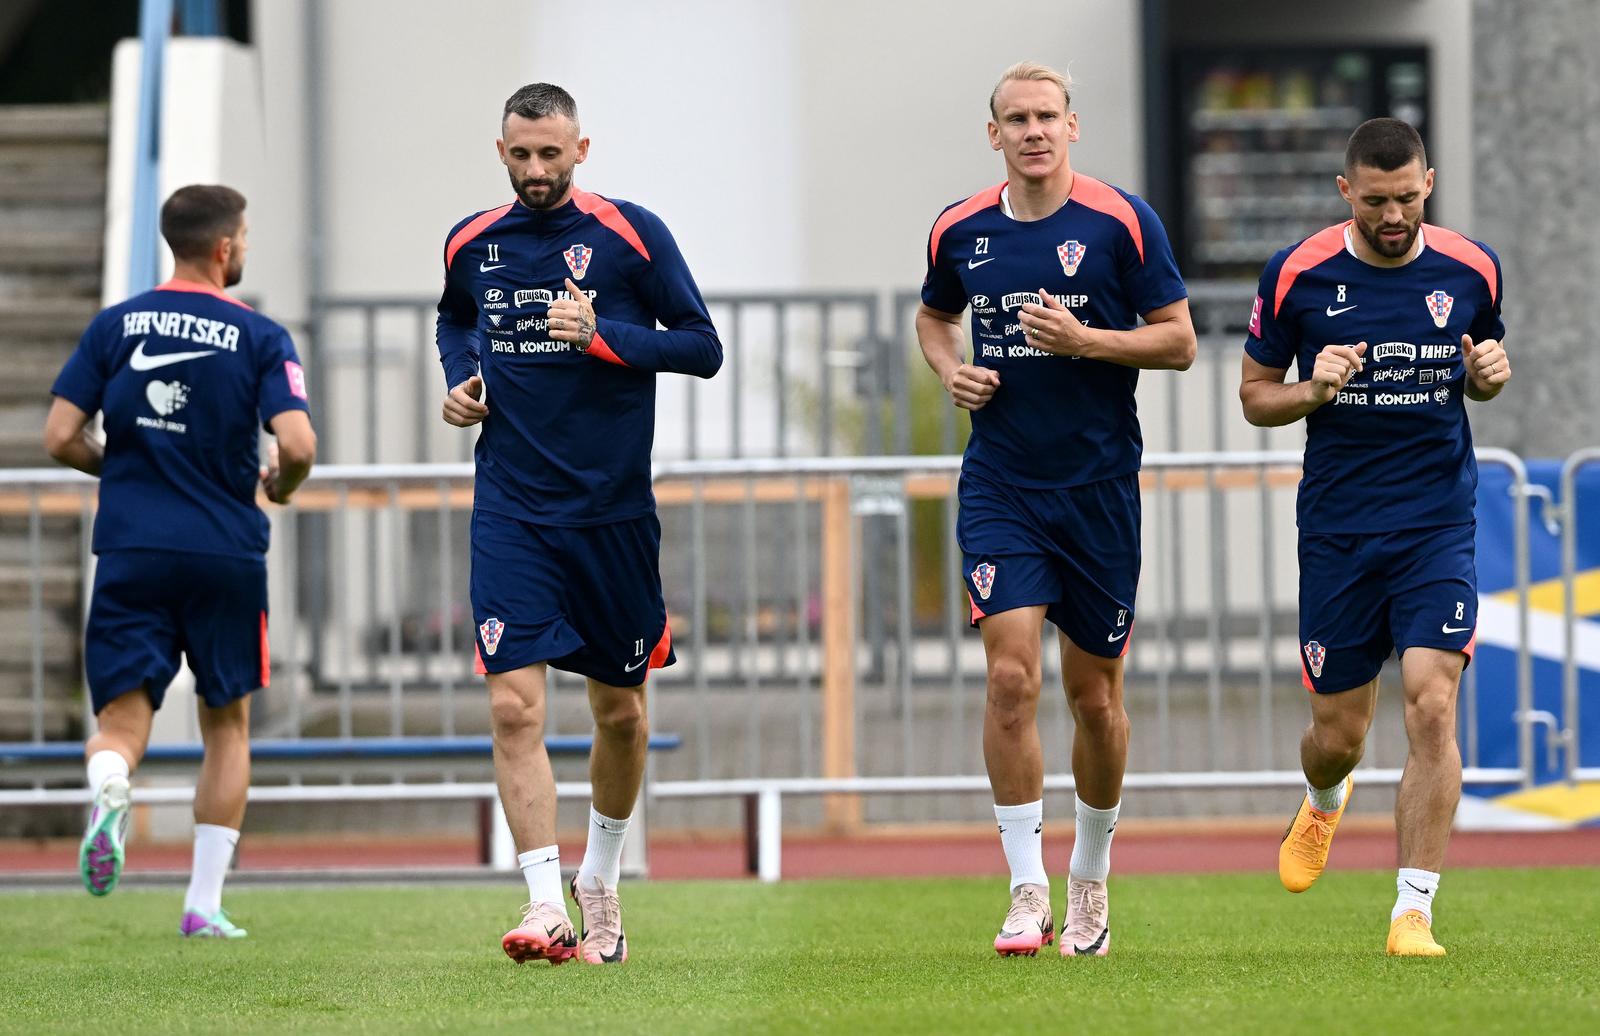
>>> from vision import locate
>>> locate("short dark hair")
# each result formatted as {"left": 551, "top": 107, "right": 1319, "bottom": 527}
{"left": 1344, "top": 118, "right": 1427, "bottom": 176}
{"left": 502, "top": 83, "right": 579, "bottom": 128}
{"left": 160, "top": 185, "right": 246, "bottom": 261}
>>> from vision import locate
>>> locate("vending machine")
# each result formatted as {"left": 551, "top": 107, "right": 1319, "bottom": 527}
{"left": 1169, "top": 46, "right": 1430, "bottom": 282}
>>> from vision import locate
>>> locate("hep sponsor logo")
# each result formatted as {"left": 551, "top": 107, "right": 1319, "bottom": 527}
{"left": 1420, "top": 343, "right": 1457, "bottom": 360}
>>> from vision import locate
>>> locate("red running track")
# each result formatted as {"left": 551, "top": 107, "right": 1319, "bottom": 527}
{"left": 2, "top": 823, "right": 1595, "bottom": 880}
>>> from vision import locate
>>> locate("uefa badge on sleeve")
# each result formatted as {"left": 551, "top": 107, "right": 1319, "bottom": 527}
{"left": 563, "top": 243, "right": 593, "bottom": 281}
{"left": 479, "top": 617, "right": 506, "bottom": 656}
{"left": 1425, "top": 290, "right": 1454, "bottom": 329}
{"left": 971, "top": 562, "right": 997, "bottom": 601}
{"left": 1303, "top": 641, "right": 1326, "bottom": 679}
{"left": 1057, "top": 240, "right": 1086, "bottom": 277}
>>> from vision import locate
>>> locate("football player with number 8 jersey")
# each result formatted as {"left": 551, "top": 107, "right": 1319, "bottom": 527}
{"left": 917, "top": 62, "right": 1195, "bottom": 959}
{"left": 435, "top": 83, "right": 721, "bottom": 966}
{"left": 1240, "top": 118, "right": 1510, "bottom": 957}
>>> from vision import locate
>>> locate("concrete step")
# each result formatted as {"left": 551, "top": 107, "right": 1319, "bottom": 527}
{"left": 0, "top": 516, "right": 89, "bottom": 567}
{"left": 0, "top": 335, "right": 70, "bottom": 405}
{"left": 0, "top": 228, "right": 102, "bottom": 273}
{"left": 0, "top": 562, "right": 80, "bottom": 608}
{"left": 0, "top": 697, "right": 82, "bottom": 742}
{"left": 0, "top": 105, "right": 108, "bottom": 143}
{"left": 0, "top": 297, "right": 100, "bottom": 339}
{"left": 0, "top": 144, "right": 106, "bottom": 207}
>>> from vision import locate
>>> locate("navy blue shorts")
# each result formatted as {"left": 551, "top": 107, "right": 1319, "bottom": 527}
{"left": 469, "top": 509, "right": 675, "bottom": 686}
{"left": 957, "top": 469, "right": 1140, "bottom": 659}
{"left": 1298, "top": 521, "right": 1477, "bottom": 694}
{"left": 85, "top": 549, "right": 268, "bottom": 713}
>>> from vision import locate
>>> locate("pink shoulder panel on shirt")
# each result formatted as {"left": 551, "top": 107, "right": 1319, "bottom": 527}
{"left": 1070, "top": 175, "right": 1144, "bottom": 262}
{"left": 928, "top": 183, "right": 1005, "bottom": 267}
{"left": 444, "top": 203, "right": 515, "bottom": 271}
{"left": 1423, "top": 223, "right": 1499, "bottom": 303}
{"left": 1273, "top": 222, "right": 1350, "bottom": 317}
{"left": 571, "top": 189, "right": 651, "bottom": 261}
{"left": 154, "top": 279, "right": 252, "bottom": 310}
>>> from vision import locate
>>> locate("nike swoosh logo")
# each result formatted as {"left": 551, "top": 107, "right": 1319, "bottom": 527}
{"left": 128, "top": 340, "right": 217, "bottom": 371}
{"left": 1073, "top": 926, "right": 1109, "bottom": 955}
{"left": 1441, "top": 624, "right": 1471, "bottom": 634}
{"left": 1404, "top": 881, "right": 1433, "bottom": 896}
{"left": 480, "top": 262, "right": 505, "bottom": 272}
{"left": 623, "top": 657, "right": 648, "bottom": 672}
{"left": 1107, "top": 631, "right": 1128, "bottom": 642}
{"left": 544, "top": 923, "right": 564, "bottom": 938}
{"left": 967, "top": 257, "right": 996, "bottom": 269}
{"left": 1325, "top": 305, "right": 1358, "bottom": 317}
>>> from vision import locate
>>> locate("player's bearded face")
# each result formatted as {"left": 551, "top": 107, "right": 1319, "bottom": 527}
{"left": 1343, "top": 160, "right": 1432, "bottom": 260}
{"left": 222, "top": 221, "right": 247, "bottom": 287}
{"left": 500, "top": 113, "right": 588, "bottom": 211}
{"left": 512, "top": 166, "right": 572, "bottom": 211}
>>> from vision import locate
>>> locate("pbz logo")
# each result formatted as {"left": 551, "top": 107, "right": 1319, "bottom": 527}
{"left": 971, "top": 562, "right": 997, "bottom": 601}
{"left": 1425, "top": 290, "right": 1454, "bottom": 329}
{"left": 1057, "top": 240, "right": 1086, "bottom": 277}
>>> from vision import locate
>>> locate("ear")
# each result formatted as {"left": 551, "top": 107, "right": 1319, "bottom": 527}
{"left": 575, "top": 135, "right": 591, "bottom": 165}
{"left": 987, "top": 119, "right": 1002, "bottom": 152}
{"left": 495, "top": 137, "right": 509, "bottom": 165}
{"left": 1336, "top": 174, "right": 1353, "bottom": 206}
{"left": 214, "top": 233, "right": 232, "bottom": 266}
{"left": 1423, "top": 167, "right": 1436, "bottom": 200}
{"left": 1065, "top": 111, "right": 1080, "bottom": 143}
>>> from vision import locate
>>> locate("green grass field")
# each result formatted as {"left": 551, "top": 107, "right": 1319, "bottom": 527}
{"left": 4, "top": 868, "right": 1598, "bottom": 1034}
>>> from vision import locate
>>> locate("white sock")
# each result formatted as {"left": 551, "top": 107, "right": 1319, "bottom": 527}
{"left": 86, "top": 749, "right": 129, "bottom": 801}
{"left": 993, "top": 800, "right": 1048, "bottom": 890}
{"left": 576, "top": 807, "right": 631, "bottom": 889}
{"left": 1069, "top": 797, "right": 1120, "bottom": 882}
{"left": 1307, "top": 778, "right": 1347, "bottom": 814}
{"left": 518, "top": 845, "right": 564, "bottom": 906}
{"left": 1393, "top": 867, "right": 1440, "bottom": 922}
{"left": 183, "top": 824, "right": 239, "bottom": 916}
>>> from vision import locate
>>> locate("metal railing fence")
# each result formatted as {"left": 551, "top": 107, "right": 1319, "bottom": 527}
{"left": 0, "top": 448, "right": 1549, "bottom": 812}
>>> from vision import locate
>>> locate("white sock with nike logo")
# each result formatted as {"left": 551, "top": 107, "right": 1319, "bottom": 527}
{"left": 1070, "top": 797, "right": 1120, "bottom": 881}
{"left": 576, "top": 807, "right": 631, "bottom": 889}
{"left": 518, "top": 845, "right": 564, "bottom": 907}
{"left": 1393, "top": 867, "right": 1440, "bottom": 922}
{"left": 994, "top": 800, "right": 1047, "bottom": 890}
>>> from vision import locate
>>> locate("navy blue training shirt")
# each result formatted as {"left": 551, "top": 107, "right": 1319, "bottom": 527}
{"left": 436, "top": 189, "right": 722, "bottom": 526}
{"left": 51, "top": 280, "right": 311, "bottom": 559}
{"left": 1244, "top": 221, "right": 1505, "bottom": 533}
{"left": 922, "top": 175, "right": 1188, "bottom": 488}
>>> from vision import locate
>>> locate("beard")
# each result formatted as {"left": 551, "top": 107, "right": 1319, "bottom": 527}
{"left": 223, "top": 254, "right": 244, "bottom": 287}
{"left": 511, "top": 168, "right": 572, "bottom": 210}
{"left": 1357, "top": 217, "right": 1420, "bottom": 259}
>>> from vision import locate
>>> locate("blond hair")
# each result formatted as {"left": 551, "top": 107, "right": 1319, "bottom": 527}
{"left": 989, "top": 61, "right": 1073, "bottom": 118}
